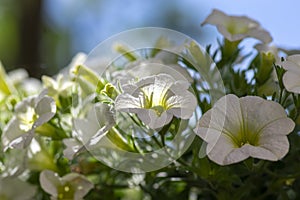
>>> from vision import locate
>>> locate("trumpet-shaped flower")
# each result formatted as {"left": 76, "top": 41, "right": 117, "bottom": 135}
{"left": 2, "top": 90, "right": 56, "bottom": 151}
{"left": 0, "top": 177, "right": 37, "bottom": 200}
{"left": 115, "top": 73, "right": 197, "bottom": 129}
{"left": 281, "top": 55, "right": 300, "bottom": 93}
{"left": 202, "top": 9, "right": 272, "bottom": 43}
{"left": 40, "top": 170, "right": 93, "bottom": 200}
{"left": 194, "top": 94, "right": 294, "bottom": 165}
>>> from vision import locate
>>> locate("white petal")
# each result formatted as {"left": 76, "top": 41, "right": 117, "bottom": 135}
{"left": 240, "top": 96, "right": 288, "bottom": 135}
{"left": 223, "top": 146, "right": 250, "bottom": 165}
{"left": 62, "top": 173, "right": 94, "bottom": 199}
{"left": 87, "top": 127, "right": 106, "bottom": 146}
{"left": 127, "top": 61, "right": 192, "bottom": 83}
{"left": 8, "top": 68, "right": 28, "bottom": 85}
{"left": 14, "top": 97, "right": 35, "bottom": 113}
{"left": 21, "top": 78, "right": 42, "bottom": 95}
{"left": 8, "top": 131, "right": 34, "bottom": 150}
{"left": 73, "top": 118, "right": 100, "bottom": 143}
{"left": 287, "top": 54, "right": 300, "bottom": 66}
{"left": 34, "top": 96, "right": 56, "bottom": 127}
{"left": 198, "top": 94, "right": 243, "bottom": 141}
{"left": 202, "top": 9, "right": 229, "bottom": 27}
{"left": 283, "top": 72, "right": 300, "bottom": 93}
{"left": 2, "top": 118, "right": 22, "bottom": 148}
{"left": 247, "top": 145, "right": 277, "bottom": 161}
{"left": 63, "top": 139, "right": 83, "bottom": 160}
{"left": 40, "top": 170, "right": 61, "bottom": 197}
{"left": 167, "top": 91, "right": 197, "bottom": 119}
{"left": 115, "top": 93, "right": 141, "bottom": 112}
{"left": 194, "top": 126, "right": 222, "bottom": 144}
{"left": 206, "top": 134, "right": 236, "bottom": 166}
{"left": 42, "top": 75, "right": 57, "bottom": 89}
{"left": 259, "top": 135, "right": 290, "bottom": 159}
{"left": 169, "top": 80, "right": 190, "bottom": 92}
{"left": 247, "top": 27, "right": 272, "bottom": 44}
{"left": 73, "top": 103, "right": 114, "bottom": 144}
{"left": 68, "top": 52, "right": 87, "bottom": 69}
{"left": 281, "top": 60, "right": 300, "bottom": 73}
{"left": 259, "top": 117, "right": 295, "bottom": 136}
{"left": 137, "top": 109, "right": 173, "bottom": 129}
{"left": 1, "top": 118, "right": 34, "bottom": 150}
{"left": 224, "top": 144, "right": 277, "bottom": 165}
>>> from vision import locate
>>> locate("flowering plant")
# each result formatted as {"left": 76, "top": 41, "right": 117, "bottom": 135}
{"left": 1, "top": 9, "right": 300, "bottom": 199}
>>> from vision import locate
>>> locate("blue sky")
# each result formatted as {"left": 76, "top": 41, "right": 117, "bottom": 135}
{"left": 44, "top": 0, "right": 300, "bottom": 54}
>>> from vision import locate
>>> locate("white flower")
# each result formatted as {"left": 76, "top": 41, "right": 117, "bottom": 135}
{"left": 280, "top": 55, "right": 300, "bottom": 93}
{"left": 115, "top": 73, "right": 197, "bottom": 129}
{"left": 8, "top": 68, "right": 42, "bottom": 96}
{"left": 194, "top": 94, "right": 294, "bottom": 165}
{"left": 255, "top": 43, "right": 280, "bottom": 85}
{"left": 63, "top": 102, "right": 115, "bottom": 159}
{"left": 0, "top": 177, "right": 37, "bottom": 200}
{"left": 202, "top": 9, "right": 272, "bottom": 43}
{"left": 2, "top": 90, "right": 56, "bottom": 151}
{"left": 40, "top": 170, "right": 93, "bottom": 200}
{"left": 255, "top": 43, "right": 280, "bottom": 62}
{"left": 42, "top": 74, "right": 74, "bottom": 99}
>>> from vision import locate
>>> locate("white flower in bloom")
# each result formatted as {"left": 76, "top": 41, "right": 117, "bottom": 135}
{"left": 0, "top": 177, "right": 37, "bottom": 200}
{"left": 2, "top": 90, "right": 56, "bottom": 151}
{"left": 281, "top": 55, "right": 300, "bottom": 93}
{"left": 63, "top": 102, "right": 115, "bottom": 159}
{"left": 42, "top": 74, "right": 74, "bottom": 98}
{"left": 194, "top": 94, "right": 294, "bottom": 165}
{"left": 40, "top": 170, "right": 93, "bottom": 200}
{"left": 8, "top": 68, "right": 42, "bottom": 96}
{"left": 115, "top": 73, "right": 197, "bottom": 129}
{"left": 202, "top": 9, "right": 272, "bottom": 43}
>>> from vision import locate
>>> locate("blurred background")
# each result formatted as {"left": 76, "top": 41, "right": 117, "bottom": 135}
{"left": 0, "top": 0, "right": 299, "bottom": 78}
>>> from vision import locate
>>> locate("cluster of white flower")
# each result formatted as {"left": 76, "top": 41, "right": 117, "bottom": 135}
{"left": 0, "top": 8, "right": 299, "bottom": 199}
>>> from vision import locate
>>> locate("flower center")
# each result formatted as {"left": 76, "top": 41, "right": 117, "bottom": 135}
{"left": 150, "top": 105, "right": 165, "bottom": 116}
{"left": 17, "top": 107, "right": 39, "bottom": 131}
{"left": 227, "top": 21, "right": 249, "bottom": 35}
{"left": 57, "top": 183, "right": 74, "bottom": 199}
{"left": 234, "top": 129, "right": 260, "bottom": 148}
{"left": 139, "top": 89, "right": 170, "bottom": 116}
